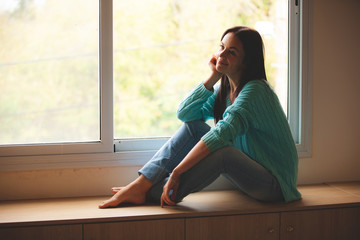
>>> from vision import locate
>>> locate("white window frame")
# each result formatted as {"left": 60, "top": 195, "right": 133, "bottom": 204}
{"left": 0, "top": 0, "right": 312, "bottom": 172}
{"left": 289, "top": 0, "right": 312, "bottom": 157}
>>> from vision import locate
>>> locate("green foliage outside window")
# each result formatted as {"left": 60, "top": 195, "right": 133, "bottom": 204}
{"left": 0, "top": 0, "right": 287, "bottom": 144}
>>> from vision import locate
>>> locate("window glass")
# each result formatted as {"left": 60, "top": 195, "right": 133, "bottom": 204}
{"left": 0, "top": 0, "right": 99, "bottom": 145}
{"left": 113, "top": 0, "right": 288, "bottom": 139}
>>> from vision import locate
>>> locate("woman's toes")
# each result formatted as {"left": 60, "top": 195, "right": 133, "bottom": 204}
{"left": 98, "top": 201, "right": 108, "bottom": 208}
{"left": 111, "top": 187, "right": 122, "bottom": 194}
{"left": 98, "top": 198, "right": 119, "bottom": 208}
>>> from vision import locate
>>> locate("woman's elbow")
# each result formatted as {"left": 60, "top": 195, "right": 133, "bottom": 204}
{"left": 176, "top": 109, "right": 185, "bottom": 121}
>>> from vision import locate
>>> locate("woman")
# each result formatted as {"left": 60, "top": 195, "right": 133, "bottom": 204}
{"left": 99, "top": 26, "right": 301, "bottom": 208}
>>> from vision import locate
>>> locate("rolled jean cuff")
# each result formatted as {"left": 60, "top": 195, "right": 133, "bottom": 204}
{"left": 138, "top": 161, "right": 169, "bottom": 185}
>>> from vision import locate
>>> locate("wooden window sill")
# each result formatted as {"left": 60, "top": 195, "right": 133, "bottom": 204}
{"left": 0, "top": 182, "right": 359, "bottom": 228}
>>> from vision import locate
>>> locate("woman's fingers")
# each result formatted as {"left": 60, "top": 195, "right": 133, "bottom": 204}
{"left": 210, "top": 55, "right": 217, "bottom": 65}
{"left": 161, "top": 188, "right": 173, "bottom": 207}
{"left": 209, "top": 55, "right": 217, "bottom": 69}
{"left": 161, "top": 193, "right": 175, "bottom": 207}
{"left": 161, "top": 192, "right": 175, "bottom": 207}
{"left": 160, "top": 177, "right": 179, "bottom": 207}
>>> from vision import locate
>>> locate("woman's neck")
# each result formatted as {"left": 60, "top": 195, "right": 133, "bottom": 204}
{"left": 228, "top": 76, "right": 242, "bottom": 93}
{"left": 228, "top": 77, "right": 242, "bottom": 104}
{"left": 227, "top": 71, "right": 243, "bottom": 93}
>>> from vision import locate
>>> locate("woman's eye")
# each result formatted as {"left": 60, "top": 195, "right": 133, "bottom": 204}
{"left": 229, "top": 51, "right": 235, "bottom": 55}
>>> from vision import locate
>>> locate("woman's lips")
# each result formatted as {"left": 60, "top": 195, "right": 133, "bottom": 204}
{"left": 218, "top": 60, "right": 228, "bottom": 66}
{"left": 218, "top": 59, "right": 228, "bottom": 65}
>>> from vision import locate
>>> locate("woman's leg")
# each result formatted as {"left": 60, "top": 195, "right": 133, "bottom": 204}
{"left": 99, "top": 121, "right": 211, "bottom": 208}
{"left": 150, "top": 146, "right": 284, "bottom": 203}
{"left": 138, "top": 120, "right": 211, "bottom": 184}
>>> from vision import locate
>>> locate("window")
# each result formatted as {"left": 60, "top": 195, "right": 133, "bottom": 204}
{"left": 0, "top": 0, "right": 113, "bottom": 157}
{"left": 1, "top": 0, "right": 100, "bottom": 145}
{"left": 113, "top": 0, "right": 289, "bottom": 140}
{"left": 113, "top": 0, "right": 312, "bottom": 157}
{"left": 0, "top": 0, "right": 311, "bottom": 171}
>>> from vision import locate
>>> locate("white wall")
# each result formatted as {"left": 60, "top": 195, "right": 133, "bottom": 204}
{"left": 298, "top": 0, "right": 360, "bottom": 183}
{"left": 1, "top": 0, "right": 360, "bottom": 201}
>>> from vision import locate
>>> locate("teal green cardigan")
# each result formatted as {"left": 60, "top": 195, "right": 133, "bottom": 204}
{"left": 177, "top": 80, "right": 301, "bottom": 203}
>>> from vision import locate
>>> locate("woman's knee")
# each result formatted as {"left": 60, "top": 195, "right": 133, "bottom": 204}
{"left": 184, "top": 120, "right": 211, "bottom": 139}
{"left": 184, "top": 120, "right": 209, "bottom": 129}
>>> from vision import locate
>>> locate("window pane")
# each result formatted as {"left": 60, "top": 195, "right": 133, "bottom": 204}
{"left": 114, "top": 0, "right": 288, "bottom": 139}
{"left": 0, "top": 0, "right": 99, "bottom": 145}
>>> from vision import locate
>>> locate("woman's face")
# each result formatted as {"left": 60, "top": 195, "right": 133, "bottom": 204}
{"left": 216, "top": 32, "right": 246, "bottom": 79}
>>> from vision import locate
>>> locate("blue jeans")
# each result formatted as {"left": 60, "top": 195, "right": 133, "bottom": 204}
{"left": 138, "top": 120, "right": 284, "bottom": 203}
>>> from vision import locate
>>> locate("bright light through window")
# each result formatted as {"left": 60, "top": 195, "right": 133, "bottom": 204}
{"left": 0, "top": 0, "right": 289, "bottom": 146}
{"left": 113, "top": 0, "right": 288, "bottom": 139}
{"left": 0, "top": 0, "right": 310, "bottom": 169}
{"left": 0, "top": 0, "right": 99, "bottom": 145}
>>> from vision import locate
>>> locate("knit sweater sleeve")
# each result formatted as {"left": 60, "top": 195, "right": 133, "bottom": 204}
{"left": 201, "top": 82, "right": 257, "bottom": 152}
{"left": 177, "top": 83, "right": 216, "bottom": 122}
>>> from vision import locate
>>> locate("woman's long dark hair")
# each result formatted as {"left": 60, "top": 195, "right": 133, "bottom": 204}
{"left": 213, "top": 26, "right": 267, "bottom": 123}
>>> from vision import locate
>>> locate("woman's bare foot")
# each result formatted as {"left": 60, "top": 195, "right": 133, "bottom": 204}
{"left": 98, "top": 175, "right": 153, "bottom": 208}
{"left": 99, "top": 186, "right": 145, "bottom": 208}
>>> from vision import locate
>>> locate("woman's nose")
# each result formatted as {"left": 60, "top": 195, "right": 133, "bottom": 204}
{"left": 218, "top": 49, "right": 227, "bottom": 57}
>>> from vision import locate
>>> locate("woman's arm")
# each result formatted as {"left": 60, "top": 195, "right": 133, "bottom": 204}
{"left": 173, "top": 140, "right": 211, "bottom": 177}
{"left": 176, "top": 56, "right": 222, "bottom": 122}
{"left": 161, "top": 56, "right": 223, "bottom": 207}
{"left": 160, "top": 140, "right": 211, "bottom": 207}
{"left": 203, "top": 55, "right": 223, "bottom": 91}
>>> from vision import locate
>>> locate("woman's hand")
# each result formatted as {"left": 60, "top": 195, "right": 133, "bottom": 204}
{"left": 160, "top": 172, "right": 180, "bottom": 207}
{"left": 208, "top": 55, "right": 220, "bottom": 74}
{"left": 160, "top": 141, "right": 211, "bottom": 207}
{"left": 204, "top": 55, "right": 223, "bottom": 91}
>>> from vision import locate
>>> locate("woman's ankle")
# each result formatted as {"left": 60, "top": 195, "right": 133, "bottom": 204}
{"left": 133, "top": 174, "right": 153, "bottom": 191}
